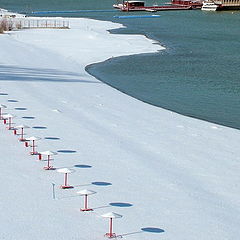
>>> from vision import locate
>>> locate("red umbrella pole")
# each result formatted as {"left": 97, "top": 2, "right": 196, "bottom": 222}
{"left": 109, "top": 218, "right": 113, "bottom": 238}
{"left": 84, "top": 194, "right": 88, "bottom": 209}
{"left": 64, "top": 173, "right": 68, "bottom": 186}
{"left": 30, "top": 140, "right": 38, "bottom": 155}
{"left": 60, "top": 172, "right": 73, "bottom": 189}
{"left": 8, "top": 117, "right": 12, "bottom": 130}
{"left": 47, "top": 155, "right": 50, "bottom": 168}
{"left": 20, "top": 128, "right": 24, "bottom": 140}
{"left": 44, "top": 155, "right": 55, "bottom": 170}
{"left": 32, "top": 140, "right": 35, "bottom": 153}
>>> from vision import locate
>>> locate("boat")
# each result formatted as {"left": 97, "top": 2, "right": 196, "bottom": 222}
{"left": 172, "top": 0, "right": 203, "bottom": 9}
{"left": 113, "top": 1, "right": 145, "bottom": 9}
{"left": 201, "top": 0, "right": 240, "bottom": 10}
{"left": 113, "top": 0, "right": 193, "bottom": 11}
{"left": 201, "top": 1, "right": 219, "bottom": 10}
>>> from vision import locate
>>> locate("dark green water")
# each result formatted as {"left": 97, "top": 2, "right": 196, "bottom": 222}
{"left": 1, "top": 1, "right": 240, "bottom": 129}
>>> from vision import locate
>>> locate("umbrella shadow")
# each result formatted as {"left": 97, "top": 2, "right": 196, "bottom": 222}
{"left": 22, "top": 116, "right": 35, "bottom": 119}
{"left": 0, "top": 93, "right": 8, "bottom": 95}
{"left": 141, "top": 227, "right": 165, "bottom": 233}
{"left": 57, "top": 150, "right": 77, "bottom": 153}
{"left": 15, "top": 107, "right": 27, "bottom": 110}
{"left": 91, "top": 181, "right": 112, "bottom": 186}
{"left": 74, "top": 164, "right": 92, "bottom": 168}
{"left": 45, "top": 137, "right": 61, "bottom": 140}
{"left": 109, "top": 202, "right": 133, "bottom": 207}
{"left": 8, "top": 99, "right": 18, "bottom": 102}
{"left": 32, "top": 126, "right": 47, "bottom": 129}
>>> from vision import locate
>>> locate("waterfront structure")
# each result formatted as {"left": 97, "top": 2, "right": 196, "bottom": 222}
{"left": 201, "top": 0, "right": 240, "bottom": 10}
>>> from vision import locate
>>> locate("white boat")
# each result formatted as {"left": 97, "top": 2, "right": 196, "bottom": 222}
{"left": 113, "top": 1, "right": 145, "bottom": 9}
{"left": 201, "top": 1, "right": 219, "bottom": 10}
{"left": 113, "top": 3, "right": 123, "bottom": 8}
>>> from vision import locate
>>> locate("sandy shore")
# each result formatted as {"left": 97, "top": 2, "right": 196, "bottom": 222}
{"left": 0, "top": 17, "right": 240, "bottom": 240}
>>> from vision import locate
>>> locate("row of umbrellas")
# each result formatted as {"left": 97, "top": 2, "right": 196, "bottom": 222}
{"left": 0, "top": 103, "right": 123, "bottom": 238}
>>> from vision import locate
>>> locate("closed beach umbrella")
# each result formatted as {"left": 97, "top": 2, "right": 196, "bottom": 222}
{"left": 77, "top": 189, "right": 96, "bottom": 211}
{"left": 101, "top": 212, "right": 123, "bottom": 238}
{"left": 57, "top": 168, "right": 75, "bottom": 189}
{"left": 0, "top": 104, "right": 7, "bottom": 120}
{"left": 39, "top": 151, "right": 57, "bottom": 170}
{"left": 14, "top": 125, "right": 30, "bottom": 141}
{"left": 25, "top": 136, "right": 41, "bottom": 155}
{"left": 3, "top": 114, "right": 15, "bottom": 130}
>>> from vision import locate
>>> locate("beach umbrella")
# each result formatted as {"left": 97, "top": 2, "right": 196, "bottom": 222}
{"left": 14, "top": 125, "right": 30, "bottom": 141}
{"left": 101, "top": 212, "right": 123, "bottom": 238}
{"left": 77, "top": 189, "right": 96, "bottom": 211}
{"left": 25, "top": 136, "right": 41, "bottom": 155}
{"left": 39, "top": 151, "right": 57, "bottom": 170}
{"left": 2, "top": 114, "right": 16, "bottom": 130}
{"left": 0, "top": 104, "right": 7, "bottom": 120}
{"left": 57, "top": 168, "right": 75, "bottom": 189}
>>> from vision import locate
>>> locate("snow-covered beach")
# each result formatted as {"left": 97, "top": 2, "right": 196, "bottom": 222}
{"left": 0, "top": 17, "right": 240, "bottom": 240}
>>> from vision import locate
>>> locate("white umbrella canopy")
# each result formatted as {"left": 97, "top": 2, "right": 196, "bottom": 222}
{"left": 25, "top": 136, "right": 41, "bottom": 141}
{"left": 57, "top": 168, "right": 75, "bottom": 174}
{"left": 2, "top": 113, "right": 16, "bottom": 119}
{"left": 15, "top": 125, "right": 30, "bottom": 129}
{"left": 101, "top": 212, "right": 123, "bottom": 219}
{"left": 77, "top": 189, "right": 96, "bottom": 196}
{"left": 39, "top": 151, "right": 57, "bottom": 156}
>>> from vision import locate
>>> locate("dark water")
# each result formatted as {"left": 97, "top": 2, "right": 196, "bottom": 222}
{"left": 1, "top": 0, "right": 240, "bottom": 129}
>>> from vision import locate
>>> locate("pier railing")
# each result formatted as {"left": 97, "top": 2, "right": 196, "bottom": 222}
{"left": 0, "top": 18, "right": 70, "bottom": 31}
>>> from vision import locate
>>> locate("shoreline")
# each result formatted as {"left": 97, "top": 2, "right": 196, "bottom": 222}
{"left": 0, "top": 16, "right": 240, "bottom": 240}
{"left": 86, "top": 58, "right": 240, "bottom": 131}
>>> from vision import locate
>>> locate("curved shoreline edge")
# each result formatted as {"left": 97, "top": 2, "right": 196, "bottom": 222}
{"left": 85, "top": 58, "right": 240, "bottom": 131}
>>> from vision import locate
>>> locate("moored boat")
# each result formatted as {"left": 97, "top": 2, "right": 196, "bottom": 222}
{"left": 201, "top": 0, "right": 240, "bottom": 10}
{"left": 201, "top": 1, "right": 219, "bottom": 10}
{"left": 113, "top": 0, "right": 193, "bottom": 11}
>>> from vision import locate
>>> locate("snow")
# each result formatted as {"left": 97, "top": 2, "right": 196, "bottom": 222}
{"left": 0, "top": 8, "right": 26, "bottom": 18}
{"left": 0, "top": 17, "right": 240, "bottom": 240}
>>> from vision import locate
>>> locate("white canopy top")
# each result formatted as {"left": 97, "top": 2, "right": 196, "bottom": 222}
{"left": 25, "top": 136, "right": 41, "bottom": 141}
{"left": 77, "top": 189, "right": 96, "bottom": 196}
{"left": 0, "top": 104, "right": 7, "bottom": 108}
{"left": 39, "top": 151, "right": 57, "bottom": 156}
{"left": 2, "top": 113, "right": 15, "bottom": 118}
{"left": 15, "top": 125, "right": 30, "bottom": 129}
{"left": 57, "top": 168, "right": 75, "bottom": 174}
{"left": 101, "top": 212, "right": 123, "bottom": 219}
